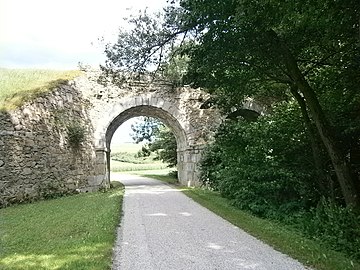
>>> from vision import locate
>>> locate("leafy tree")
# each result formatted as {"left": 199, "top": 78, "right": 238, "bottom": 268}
{"left": 131, "top": 116, "right": 160, "bottom": 143}
{"left": 181, "top": 0, "right": 360, "bottom": 208}
{"left": 148, "top": 125, "right": 177, "bottom": 167}
{"left": 200, "top": 102, "right": 320, "bottom": 216}
{"left": 103, "top": 0, "right": 360, "bottom": 208}
{"left": 131, "top": 117, "right": 177, "bottom": 166}
{"left": 199, "top": 103, "right": 360, "bottom": 259}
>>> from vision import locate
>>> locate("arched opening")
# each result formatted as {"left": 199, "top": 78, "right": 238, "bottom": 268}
{"left": 110, "top": 116, "right": 177, "bottom": 173}
{"left": 105, "top": 105, "right": 188, "bottom": 183}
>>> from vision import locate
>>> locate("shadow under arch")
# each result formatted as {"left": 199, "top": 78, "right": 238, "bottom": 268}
{"left": 105, "top": 105, "right": 188, "bottom": 183}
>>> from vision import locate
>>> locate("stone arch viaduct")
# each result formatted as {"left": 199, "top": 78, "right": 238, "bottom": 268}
{"left": 0, "top": 70, "right": 262, "bottom": 206}
{"left": 79, "top": 71, "right": 222, "bottom": 187}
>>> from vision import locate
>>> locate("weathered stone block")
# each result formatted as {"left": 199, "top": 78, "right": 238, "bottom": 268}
{"left": 23, "top": 168, "right": 32, "bottom": 175}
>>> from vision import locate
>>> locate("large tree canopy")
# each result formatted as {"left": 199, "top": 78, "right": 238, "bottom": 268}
{"left": 103, "top": 0, "right": 360, "bottom": 208}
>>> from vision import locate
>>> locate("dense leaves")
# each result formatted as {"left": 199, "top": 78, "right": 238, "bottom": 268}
{"left": 200, "top": 103, "right": 360, "bottom": 259}
{"left": 131, "top": 117, "right": 177, "bottom": 167}
{"left": 200, "top": 103, "right": 318, "bottom": 216}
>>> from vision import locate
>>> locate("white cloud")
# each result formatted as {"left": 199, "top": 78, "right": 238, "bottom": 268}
{"left": 0, "top": 0, "right": 167, "bottom": 140}
{"left": 0, "top": 0, "right": 167, "bottom": 69}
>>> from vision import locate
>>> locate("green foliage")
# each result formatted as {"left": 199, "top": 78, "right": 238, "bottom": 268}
{"left": 110, "top": 160, "right": 168, "bottom": 172}
{"left": 104, "top": 0, "right": 360, "bottom": 207}
{"left": 131, "top": 116, "right": 160, "bottom": 143}
{"left": 135, "top": 146, "right": 151, "bottom": 158}
{"left": 105, "top": 0, "right": 360, "bottom": 259}
{"left": 200, "top": 101, "right": 360, "bottom": 259}
{"left": 0, "top": 189, "right": 123, "bottom": 269}
{"left": 101, "top": 6, "right": 189, "bottom": 83}
{"left": 110, "top": 150, "right": 168, "bottom": 172}
{"left": 67, "top": 123, "right": 86, "bottom": 151}
{"left": 148, "top": 126, "right": 177, "bottom": 167}
{"left": 111, "top": 151, "right": 152, "bottom": 164}
{"left": 201, "top": 102, "right": 316, "bottom": 212}
{"left": 297, "top": 199, "right": 360, "bottom": 260}
{"left": 160, "top": 52, "right": 190, "bottom": 85}
{"left": 131, "top": 117, "right": 177, "bottom": 167}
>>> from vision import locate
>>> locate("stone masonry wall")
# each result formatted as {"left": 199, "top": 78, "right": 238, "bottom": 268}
{"left": 0, "top": 82, "right": 100, "bottom": 207}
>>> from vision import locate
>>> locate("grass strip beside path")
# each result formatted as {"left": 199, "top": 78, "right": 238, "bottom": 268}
{"left": 0, "top": 188, "right": 123, "bottom": 270}
{"left": 183, "top": 188, "right": 359, "bottom": 270}
{"left": 141, "top": 173, "right": 359, "bottom": 270}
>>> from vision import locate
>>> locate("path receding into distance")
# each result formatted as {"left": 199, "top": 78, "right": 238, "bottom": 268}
{"left": 111, "top": 173, "right": 311, "bottom": 270}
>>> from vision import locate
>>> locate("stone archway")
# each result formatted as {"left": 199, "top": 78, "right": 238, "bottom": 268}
{"left": 72, "top": 71, "right": 223, "bottom": 187}
{"left": 87, "top": 89, "right": 221, "bottom": 186}
{"left": 105, "top": 106, "right": 188, "bottom": 185}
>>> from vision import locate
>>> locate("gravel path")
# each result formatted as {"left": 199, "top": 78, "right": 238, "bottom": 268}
{"left": 111, "top": 173, "right": 310, "bottom": 270}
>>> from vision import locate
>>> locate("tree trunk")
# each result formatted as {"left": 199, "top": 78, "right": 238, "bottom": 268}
{"left": 290, "top": 86, "right": 329, "bottom": 196}
{"left": 269, "top": 30, "right": 360, "bottom": 208}
{"left": 298, "top": 83, "right": 359, "bottom": 208}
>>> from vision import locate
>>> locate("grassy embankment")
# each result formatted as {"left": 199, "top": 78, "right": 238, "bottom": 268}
{"left": 0, "top": 68, "right": 81, "bottom": 111}
{"left": 144, "top": 173, "right": 360, "bottom": 270}
{"left": 0, "top": 188, "right": 124, "bottom": 270}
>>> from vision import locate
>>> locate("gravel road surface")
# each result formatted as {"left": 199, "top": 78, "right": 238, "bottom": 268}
{"left": 112, "top": 173, "right": 310, "bottom": 270}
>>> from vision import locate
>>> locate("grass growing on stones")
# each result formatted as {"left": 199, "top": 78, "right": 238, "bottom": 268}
{"left": 0, "top": 188, "right": 123, "bottom": 270}
{"left": 0, "top": 68, "right": 82, "bottom": 111}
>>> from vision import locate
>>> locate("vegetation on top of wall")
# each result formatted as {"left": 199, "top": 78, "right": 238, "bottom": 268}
{"left": 0, "top": 68, "right": 82, "bottom": 111}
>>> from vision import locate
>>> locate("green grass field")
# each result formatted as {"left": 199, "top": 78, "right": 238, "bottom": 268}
{"left": 0, "top": 188, "right": 123, "bottom": 270}
{"left": 110, "top": 143, "right": 170, "bottom": 172}
{"left": 110, "top": 160, "right": 168, "bottom": 172}
{"left": 110, "top": 142, "right": 143, "bottom": 154}
{"left": 0, "top": 68, "right": 81, "bottom": 111}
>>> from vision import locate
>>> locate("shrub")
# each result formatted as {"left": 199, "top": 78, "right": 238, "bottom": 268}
{"left": 67, "top": 123, "right": 86, "bottom": 150}
{"left": 199, "top": 102, "right": 360, "bottom": 260}
{"left": 297, "top": 199, "right": 360, "bottom": 260}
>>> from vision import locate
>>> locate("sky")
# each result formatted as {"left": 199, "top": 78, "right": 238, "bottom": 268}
{"left": 0, "top": 0, "right": 167, "bottom": 144}
{"left": 0, "top": 0, "right": 167, "bottom": 69}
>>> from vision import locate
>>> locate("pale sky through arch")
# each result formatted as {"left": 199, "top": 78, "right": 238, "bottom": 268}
{"left": 0, "top": 0, "right": 168, "bottom": 145}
